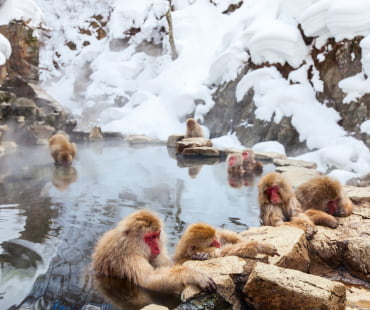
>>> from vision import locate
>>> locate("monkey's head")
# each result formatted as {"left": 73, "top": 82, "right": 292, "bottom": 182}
{"left": 56, "top": 151, "right": 74, "bottom": 166}
{"left": 183, "top": 223, "right": 221, "bottom": 252}
{"left": 119, "top": 210, "right": 163, "bottom": 259}
{"left": 186, "top": 118, "right": 196, "bottom": 129}
{"left": 227, "top": 153, "right": 242, "bottom": 167}
{"left": 258, "top": 172, "right": 292, "bottom": 205}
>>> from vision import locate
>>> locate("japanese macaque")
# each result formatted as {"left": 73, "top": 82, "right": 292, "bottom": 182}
{"left": 241, "top": 149, "right": 263, "bottom": 175}
{"left": 258, "top": 173, "right": 338, "bottom": 239}
{"left": 48, "top": 133, "right": 77, "bottom": 166}
{"left": 89, "top": 126, "right": 103, "bottom": 141}
{"left": 52, "top": 166, "right": 78, "bottom": 191}
{"left": 185, "top": 118, "right": 204, "bottom": 138}
{"left": 227, "top": 153, "right": 244, "bottom": 177}
{"left": 173, "top": 223, "right": 278, "bottom": 264}
{"left": 92, "top": 210, "right": 216, "bottom": 294}
{"left": 295, "top": 176, "right": 353, "bottom": 218}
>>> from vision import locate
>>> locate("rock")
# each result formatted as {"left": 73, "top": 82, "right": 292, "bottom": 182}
{"left": 346, "top": 287, "right": 370, "bottom": 310}
{"left": 126, "top": 135, "right": 163, "bottom": 144}
{"left": 0, "top": 141, "right": 17, "bottom": 153}
{"left": 0, "top": 125, "right": 8, "bottom": 133}
{"left": 89, "top": 126, "right": 103, "bottom": 141}
{"left": 243, "top": 262, "right": 346, "bottom": 310}
{"left": 29, "top": 124, "right": 55, "bottom": 144}
{"left": 254, "top": 151, "right": 286, "bottom": 161}
{"left": 182, "top": 146, "right": 220, "bottom": 157}
{"left": 346, "top": 173, "right": 370, "bottom": 187}
{"left": 17, "top": 116, "right": 25, "bottom": 123}
{"left": 0, "top": 90, "right": 16, "bottom": 103}
{"left": 167, "top": 134, "right": 184, "bottom": 147}
{"left": 140, "top": 305, "right": 169, "bottom": 310}
{"left": 175, "top": 292, "right": 232, "bottom": 310}
{"left": 273, "top": 158, "right": 317, "bottom": 169}
{"left": 240, "top": 225, "right": 310, "bottom": 272}
{"left": 182, "top": 256, "right": 246, "bottom": 308}
{"left": 275, "top": 165, "right": 322, "bottom": 187}
{"left": 344, "top": 185, "right": 370, "bottom": 202}
{"left": 12, "top": 97, "right": 40, "bottom": 120}
{"left": 309, "top": 208, "right": 370, "bottom": 282}
{"left": 176, "top": 138, "right": 213, "bottom": 154}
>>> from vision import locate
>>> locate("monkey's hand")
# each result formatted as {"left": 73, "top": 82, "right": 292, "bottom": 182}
{"left": 256, "top": 242, "right": 279, "bottom": 257}
{"left": 189, "top": 270, "right": 216, "bottom": 293}
{"left": 192, "top": 252, "right": 209, "bottom": 261}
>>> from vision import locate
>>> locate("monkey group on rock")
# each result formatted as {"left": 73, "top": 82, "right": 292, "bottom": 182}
{"left": 90, "top": 118, "right": 354, "bottom": 296}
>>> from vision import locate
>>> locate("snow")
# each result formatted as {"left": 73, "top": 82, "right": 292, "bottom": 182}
{"left": 1, "top": 0, "right": 370, "bottom": 180}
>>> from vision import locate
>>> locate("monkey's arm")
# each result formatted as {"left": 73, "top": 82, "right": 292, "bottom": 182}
{"left": 304, "top": 209, "right": 338, "bottom": 228}
{"left": 219, "top": 241, "right": 278, "bottom": 258}
{"left": 133, "top": 256, "right": 216, "bottom": 293}
{"left": 260, "top": 204, "right": 285, "bottom": 226}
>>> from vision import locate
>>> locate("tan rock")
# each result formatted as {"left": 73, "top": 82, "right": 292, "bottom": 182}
{"left": 254, "top": 151, "right": 286, "bottom": 161}
{"left": 182, "top": 256, "right": 247, "bottom": 308}
{"left": 240, "top": 225, "right": 310, "bottom": 272}
{"left": 273, "top": 157, "right": 317, "bottom": 169}
{"left": 275, "top": 165, "right": 322, "bottom": 187}
{"left": 1, "top": 141, "right": 16, "bottom": 153}
{"left": 346, "top": 287, "right": 370, "bottom": 310}
{"left": 343, "top": 237, "right": 370, "bottom": 282}
{"left": 343, "top": 185, "right": 370, "bottom": 202}
{"left": 176, "top": 137, "right": 212, "bottom": 154}
{"left": 126, "top": 135, "right": 163, "bottom": 144}
{"left": 29, "top": 124, "right": 55, "bottom": 143}
{"left": 167, "top": 134, "right": 184, "bottom": 147}
{"left": 182, "top": 146, "right": 219, "bottom": 157}
{"left": 243, "top": 262, "right": 346, "bottom": 310}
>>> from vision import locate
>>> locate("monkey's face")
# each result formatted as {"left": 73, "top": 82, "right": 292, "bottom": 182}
{"left": 144, "top": 231, "right": 161, "bottom": 259}
{"left": 242, "top": 151, "right": 249, "bottom": 160}
{"left": 326, "top": 198, "right": 341, "bottom": 215}
{"left": 57, "top": 152, "right": 73, "bottom": 166}
{"left": 228, "top": 156, "right": 237, "bottom": 167}
{"left": 265, "top": 185, "right": 281, "bottom": 204}
{"left": 187, "top": 120, "right": 195, "bottom": 130}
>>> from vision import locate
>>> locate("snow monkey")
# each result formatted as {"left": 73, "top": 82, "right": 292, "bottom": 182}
{"left": 226, "top": 152, "right": 244, "bottom": 177}
{"left": 241, "top": 149, "right": 263, "bottom": 175}
{"left": 258, "top": 172, "right": 339, "bottom": 239}
{"left": 173, "top": 223, "right": 278, "bottom": 264}
{"left": 295, "top": 176, "right": 353, "bottom": 218}
{"left": 185, "top": 118, "right": 204, "bottom": 138}
{"left": 92, "top": 210, "right": 216, "bottom": 293}
{"left": 48, "top": 133, "right": 77, "bottom": 166}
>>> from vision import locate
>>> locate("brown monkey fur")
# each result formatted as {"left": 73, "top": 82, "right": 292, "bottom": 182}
{"left": 258, "top": 172, "right": 339, "bottom": 239}
{"left": 185, "top": 118, "right": 204, "bottom": 138}
{"left": 48, "top": 134, "right": 77, "bottom": 166}
{"left": 295, "top": 176, "right": 353, "bottom": 218}
{"left": 92, "top": 210, "right": 216, "bottom": 293}
{"left": 226, "top": 153, "right": 244, "bottom": 177}
{"left": 173, "top": 223, "right": 278, "bottom": 264}
{"left": 241, "top": 149, "right": 263, "bottom": 175}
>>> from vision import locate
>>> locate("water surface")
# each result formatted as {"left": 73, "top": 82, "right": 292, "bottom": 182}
{"left": 0, "top": 141, "right": 273, "bottom": 309}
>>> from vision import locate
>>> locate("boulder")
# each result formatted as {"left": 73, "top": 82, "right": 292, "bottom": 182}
{"left": 167, "top": 134, "right": 184, "bottom": 147}
{"left": 176, "top": 138, "right": 212, "bottom": 154}
{"left": 254, "top": 151, "right": 286, "bottom": 161}
{"left": 126, "top": 135, "right": 163, "bottom": 144}
{"left": 182, "top": 146, "right": 220, "bottom": 157}
{"left": 140, "top": 305, "right": 169, "bottom": 310}
{"left": 182, "top": 256, "right": 247, "bottom": 308}
{"left": 243, "top": 262, "right": 346, "bottom": 310}
{"left": 29, "top": 124, "right": 55, "bottom": 145}
{"left": 12, "top": 97, "right": 40, "bottom": 120}
{"left": 240, "top": 226, "right": 310, "bottom": 272}
{"left": 273, "top": 158, "right": 317, "bottom": 169}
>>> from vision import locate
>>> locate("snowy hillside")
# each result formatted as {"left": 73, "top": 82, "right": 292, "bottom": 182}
{"left": 1, "top": 0, "right": 370, "bottom": 181}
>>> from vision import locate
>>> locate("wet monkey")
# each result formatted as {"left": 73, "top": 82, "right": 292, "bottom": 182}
{"left": 295, "top": 176, "right": 353, "bottom": 218}
{"left": 92, "top": 210, "right": 216, "bottom": 293}
{"left": 48, "top": 133, "right": 77, "bottom": 166}
{"left": 226, "top": 152, "right": 244, "bottom": 177}
{"left": 174, "top": 223, "right": 278, "bottom": 264}
{"left": 241, "top": 149, "right": 263, "bottom": 175}
{"left": 185, "top": 118, "right": 204, "bottom": 138}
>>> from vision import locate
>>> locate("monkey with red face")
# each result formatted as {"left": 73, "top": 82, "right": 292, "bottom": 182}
{"left": 49, "top": 133, "right": 77, "bottom": 166}
{"left": 227, "top": 153, "right": 244, "bottom": 177}
{"left": 295, "top": 176, "right": 353, "bottom": 218}
{"left": 92, "top": 210, "right": 216, "bottom": 293}
{"left": 258, "top": 173, "right": 338, "bottom": 239}
{"left": 174, "top": 223, "right": 278, "bottom": 264}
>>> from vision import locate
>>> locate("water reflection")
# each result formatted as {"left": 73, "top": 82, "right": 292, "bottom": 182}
{"left": 0, "top": 142, "right": 274, "bottom": 309}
